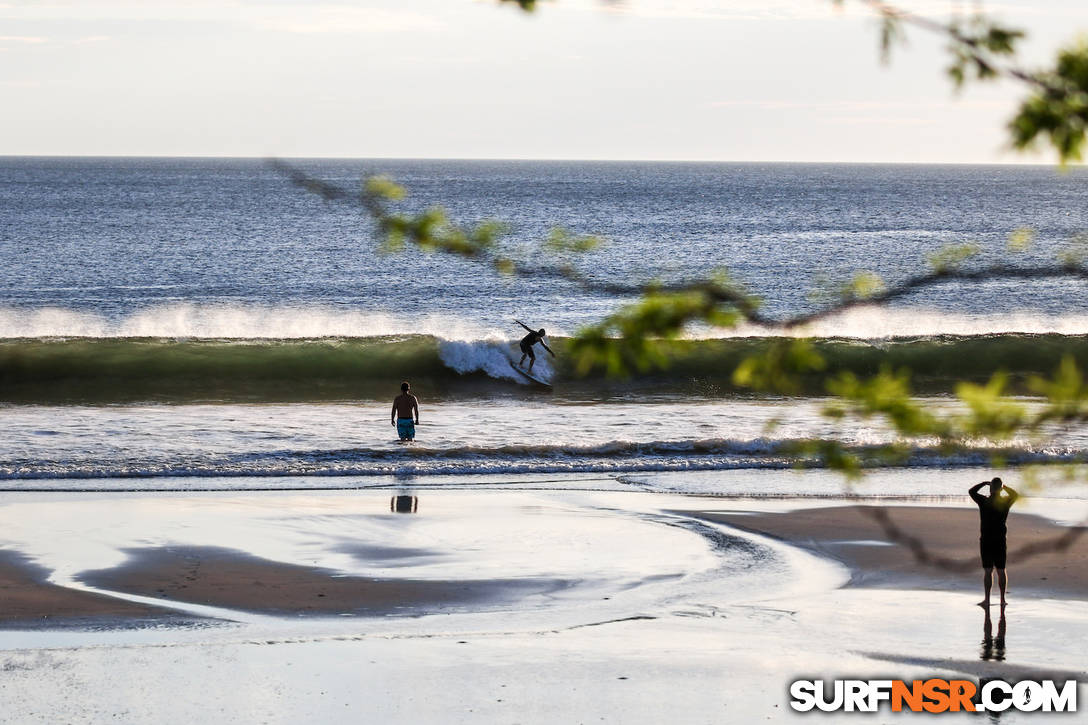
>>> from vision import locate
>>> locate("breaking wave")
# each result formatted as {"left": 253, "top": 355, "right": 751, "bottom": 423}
{"left": 1, "top": 331, "right": 1086, "bottom": 402}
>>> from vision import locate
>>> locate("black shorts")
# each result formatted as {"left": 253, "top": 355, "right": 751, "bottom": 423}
{"left": 520, "top": 341, "right": 535, "bottom": 358}
{"left": 980, "top": 537, "right": 1007, "bottom": 569}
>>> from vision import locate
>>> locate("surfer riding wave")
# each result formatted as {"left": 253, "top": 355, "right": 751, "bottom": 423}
{"left": 515, "top": 319, "right": 555, "bottom": 372}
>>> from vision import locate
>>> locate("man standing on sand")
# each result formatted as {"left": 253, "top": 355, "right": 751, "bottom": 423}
{"left": 969, "top": 477, "right": 1019, "bottom": 607}
{"left": 515, "top": 319, "right": 554, "bottom": 372}
{"left": 391, "top": 381, "right": 419, "bottom": 442}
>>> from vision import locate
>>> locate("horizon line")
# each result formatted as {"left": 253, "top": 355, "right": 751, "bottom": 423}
{"left": 0, "top": 153, "right": 1072, "bottom": 167}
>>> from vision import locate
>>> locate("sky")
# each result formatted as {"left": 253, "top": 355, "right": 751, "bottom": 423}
{"left": 0, "top": 0, "right": 1084, "bottom": 162}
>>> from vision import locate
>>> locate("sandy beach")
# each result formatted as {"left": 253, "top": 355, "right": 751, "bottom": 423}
{"left": 5, "top": 494, "right": 1085, "bottom": 626}
{"left": 693, "top": 505, "right": 1088, "bottom": 599}
{"left": 1, "top": 480, "right": 1086, "bottom": 723}
{"left": 76, "top": 545, "right": 564, "bottom": 618}
{"left": 0, "top": 549, "right": 182, "bottom": 627}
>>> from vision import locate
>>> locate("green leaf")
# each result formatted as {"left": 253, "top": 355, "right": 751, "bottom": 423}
{"left": 499, "top": 0, "right": 538, "bottom": 11}
{"left": 1028, "top": 356, "right": 1088, "bottom": 424}
{"left": 732, "top": 339, "right": 826, "bottom": 395}
{"left": 844, "top": 272, "right": 886, "bottom": 301}
{"left": 927, "top": 243, "right": 981, "bottom": 273}
{"left": 364, "top": 175, "right": 406, "bottom": 202}
{"left": 1057, "top": 232, "right": 1088, "bottom": 268}
{"left": 825, "top": 366, "right": 939, "bottom": 437}
{"left": 1008, "top": 40, "right": 1088, "bottom": 164}
{"left": 879, "top": 15, "right": 906, "bottom": 64}
{"left": 544, "top": 228, "right": 602, "bottom": 254}
{"left": 1007, "top": 227, "right": 1035, "bottom": 252}
{"left": 955, "top": 372, "right": 1026, "bottom": 438}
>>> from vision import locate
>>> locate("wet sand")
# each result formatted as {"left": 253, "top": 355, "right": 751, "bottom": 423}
{"left": 2, "top": 488, "right": 1086, "bottom": 723}
{"left": 0, "top": 549, "right": 180, "bottom": 627}
{"left": 77, "top": 545, "right": 565, "bottom": 616}
{"left": 2, "top": 498, "right": 1085, "bottom": 626}
{"left": 693, "top": 505, "right": 1088, "bottom": 599}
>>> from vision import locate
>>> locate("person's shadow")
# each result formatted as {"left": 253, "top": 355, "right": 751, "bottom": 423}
{"left": 981, "top": 604, "right": 1006, "bottom": 662}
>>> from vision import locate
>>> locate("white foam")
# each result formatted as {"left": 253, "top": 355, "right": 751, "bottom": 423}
{"left": 438, "top": 339, "right": 554, "bottom": 384}
{"left": 4, "top": 303, "right": 1088, "bottom": 341}
{"left": 0, "top": 304, "right": 532, "bottom": 340}
{"left": 0, "top": 307, "right": 112, "bottom": 337}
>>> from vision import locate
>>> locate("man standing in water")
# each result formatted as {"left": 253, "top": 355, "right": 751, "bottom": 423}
{"left": 515, "top": 319, "right": 554, "bottom": 372}
{"left": 969, "top": 477, "right": 1020, "bottom": 607}
{"left": 391, "top": 381, "right": 419, "bottom": 442}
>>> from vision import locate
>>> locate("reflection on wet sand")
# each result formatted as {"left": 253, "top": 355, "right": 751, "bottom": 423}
{"left": 978, "top": 606, "right": 1008, "bottom": 725}
{"left": 981, "top": 604, "right": 1007, "bottom": 662}
{"left": 390, "top": 495, "right": 418, "bottom": 514}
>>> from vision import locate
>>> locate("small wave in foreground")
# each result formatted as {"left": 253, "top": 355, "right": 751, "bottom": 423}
{"left": 2, "top": 438, "right": 1080, "bottom": 481}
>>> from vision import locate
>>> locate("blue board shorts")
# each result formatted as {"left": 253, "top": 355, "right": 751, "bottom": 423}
{"left": 397, "top": 418, "right": 416, "bottom": 441}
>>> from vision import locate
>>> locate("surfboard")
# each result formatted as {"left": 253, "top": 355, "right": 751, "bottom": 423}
{"left": 508, "top": 359, "right": 552, "bottom": 388}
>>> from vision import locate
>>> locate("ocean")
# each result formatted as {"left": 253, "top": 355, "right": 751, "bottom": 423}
{"left": 3, "top": 157, "right": 1088, "bottom": 491}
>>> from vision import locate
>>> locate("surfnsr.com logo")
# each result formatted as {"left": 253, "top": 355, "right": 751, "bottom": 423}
{"left": 789, "top": 679, "right": 1078, "bottom": 713}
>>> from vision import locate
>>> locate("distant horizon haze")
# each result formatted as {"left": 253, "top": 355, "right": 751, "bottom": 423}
{"left": 1, "top": 0, "right": 1084, "bottom": 164}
